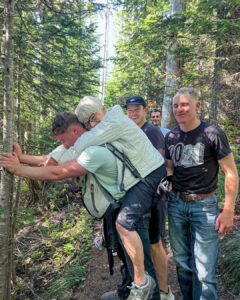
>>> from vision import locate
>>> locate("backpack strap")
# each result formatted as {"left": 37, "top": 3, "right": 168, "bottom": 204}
{"left": 91, "top": 173, "right": 117, "bottom": 204}
{"left": 105, "top": 143, "right": 157, "bottom": 193}
{"left": 105, "top": 143, "right": 141, "bottom": 178}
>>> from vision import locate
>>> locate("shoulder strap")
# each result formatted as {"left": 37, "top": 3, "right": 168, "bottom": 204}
{"left": 91, "top": 173, "right": 116, "bottom": 203}
{"left": 105, "top": 143, "right": 156, "bottom": 193}
{"left": 105, "top": 143, "right": 142, "bottom": 179}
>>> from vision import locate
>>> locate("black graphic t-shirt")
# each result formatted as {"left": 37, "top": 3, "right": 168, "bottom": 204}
{"left": 165, "top": 122, "right": 231, "bottom": 194}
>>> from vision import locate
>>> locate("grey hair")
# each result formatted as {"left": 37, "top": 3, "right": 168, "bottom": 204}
{"left": 173, "top": 87, "right": 200, "bottom": 102}
{"left": 74, "top": 96, "right": 102, "bottom": 124}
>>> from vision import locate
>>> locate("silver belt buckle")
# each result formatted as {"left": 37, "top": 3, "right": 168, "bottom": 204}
{"left": 189, "top": 193, "right": 197, "bottom": 201}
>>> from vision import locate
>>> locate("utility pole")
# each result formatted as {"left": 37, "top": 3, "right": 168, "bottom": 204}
{"left": 100, "top": 0, "right": 109, "bottom": 104}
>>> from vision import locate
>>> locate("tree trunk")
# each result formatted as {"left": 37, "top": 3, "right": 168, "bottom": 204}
{"left": 0, "top": 0, "right": 15, "bottom": 299}
{"left": 162, "top": 0, "right": 185, "bottom": 128}
{"left": 210, "top": 45, "right": 222, "bottom": 123}
{"left": 210, "top": 3, "right": 229, "bottom": 123}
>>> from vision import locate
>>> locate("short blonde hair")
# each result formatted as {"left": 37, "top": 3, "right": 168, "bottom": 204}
{"left": 173, "top": 87, "right": 200, "bottom": 102}
{"left": 75, "top": 96, "right": 102, "bottom": 124}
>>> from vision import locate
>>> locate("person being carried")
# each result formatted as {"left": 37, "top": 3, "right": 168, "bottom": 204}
{"left": 2, "top": 97, "right": 167, "bottom": 300}
{"left": 165, "top": 87, "right": 239, "bottom": 300}
{"left": 101, "top": 95, "right": 175, "bottom": 300}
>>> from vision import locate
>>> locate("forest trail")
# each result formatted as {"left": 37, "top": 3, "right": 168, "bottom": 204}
{"left": 72, "top": 243, "right": 237, "bottom": 300}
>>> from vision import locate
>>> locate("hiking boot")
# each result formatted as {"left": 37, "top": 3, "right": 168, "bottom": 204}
{"left": 101, "top": 290, "right": 127, "bottom": 300}
{"left": 160, "top": 286, "right": 175, "bottom": 300}
{"left": 127, "top": 274, "right": 156, "bottom": 300}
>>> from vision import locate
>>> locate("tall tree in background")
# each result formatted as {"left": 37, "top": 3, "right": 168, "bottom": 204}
{"left": 210, "top": 1, "right": 240, "bottom": 123}
{"left": 106, "top": 0, "right": 240, "bottom": 129}
{"left": 13, "top": 0, "right": 101, "bottom": 155}
{"left": 0, "top": 0, "right": 15, "bottom": 299}
{"left": 162, "top": 0, "right": 185, "bottom": 128}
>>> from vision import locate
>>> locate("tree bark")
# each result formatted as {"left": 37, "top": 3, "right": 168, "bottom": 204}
{"left": 0, "top": 1, "right": 15, "bottom": 299}
{"left": 162, "top": 0, "right": 185, "bottom": 128}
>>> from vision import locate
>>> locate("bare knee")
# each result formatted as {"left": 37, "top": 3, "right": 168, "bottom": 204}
{"left": 116, "top": 222, "right": 127, "bottom": 235}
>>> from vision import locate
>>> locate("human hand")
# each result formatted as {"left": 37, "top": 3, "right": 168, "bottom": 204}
{"left": 0, "top": 152, "right": 20, "bottom": 174}
{"left": 158, "top": 175, "right": 173, "bottom": 193}
{"left": 215, "top": 209, "right": 234, "bottom": 235}
{"left": 13, "top": 143, "right": 22, "bottom": 160}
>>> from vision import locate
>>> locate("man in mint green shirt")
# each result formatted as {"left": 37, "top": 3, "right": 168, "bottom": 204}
{"left": 1, "top": 111, "right": 164, "bottom": 300}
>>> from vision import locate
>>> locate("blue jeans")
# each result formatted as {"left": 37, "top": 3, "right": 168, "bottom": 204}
{"left": 168, "top": 192, "right": 219, "bottom": 300}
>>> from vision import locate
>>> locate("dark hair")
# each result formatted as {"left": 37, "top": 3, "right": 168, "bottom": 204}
{"left": 51, "top": 112, "right": 82, "bottom": 136}
{"left": 150, "top": 108, "right": 161, "bottom": 117}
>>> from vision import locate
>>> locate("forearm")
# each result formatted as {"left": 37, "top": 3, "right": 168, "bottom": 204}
{"left": 165, "top": 159, "right": 174, "bottom": 176}
{"left": 19, "top": 154, "right": 49, "bottom": 166}
{"left": 13, "top": 161, "right": 86, "bottom": 181}
{"left": 223, "top": 171, "right": 239, "bottom": 213}
{"left": 219, "top": 153, "right": 239, "bottom": 213}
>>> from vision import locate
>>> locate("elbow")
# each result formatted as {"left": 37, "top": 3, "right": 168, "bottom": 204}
{"left": 41, "top": 170, "right": 64, "bottom": 181}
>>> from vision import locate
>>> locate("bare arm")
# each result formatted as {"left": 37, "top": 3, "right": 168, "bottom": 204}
{"left": 165, "top": 158, "right": 174, "bottom": 176}
{"left": 0, "top": 152, "right": 88, "bottom": 181}
{"left": 163, "top": 158, "right": 174, "bottom": 191}
{"left": 13, "top": 143, "right": 49, "bottom": 166}
{"left": 216, "top": 153, "right": 239, "bottom": 234}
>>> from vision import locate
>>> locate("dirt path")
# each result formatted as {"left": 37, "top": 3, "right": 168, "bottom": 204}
{"left": 72, "top": 216, "right": 240, "bottom": 300}
{"left": 72, "top": 244, "right": 238, "bottom": 300}
{"left": 72, "top": 245, "right": 180, "bottom": 300}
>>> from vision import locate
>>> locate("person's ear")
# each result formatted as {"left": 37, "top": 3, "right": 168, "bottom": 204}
{"left": 196, "top": 101, "right": 201, "bottom": 111}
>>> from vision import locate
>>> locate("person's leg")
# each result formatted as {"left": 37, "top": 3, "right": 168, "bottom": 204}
{"left": 116, "top": 166, "right": 166, "bottom": 298}
{"left": 123, "top": 215, "right": 160, "bottom": 300}
{"left": 190, "top": 194, "right": 219, "bottom": 300}
{"left": 150, "top": 240, "right": 169, "bottom": 292}
{"left": 116, "top": 166, "right": 166, "bottom": 286}
{"left": 149, "top": 191, "right": 171, "bottom": 295}
{"left": 116, "top": 224, "right": 146, "bottom": 285}
{"left": 168, "top": 192, "right": 193, "bottom": 300}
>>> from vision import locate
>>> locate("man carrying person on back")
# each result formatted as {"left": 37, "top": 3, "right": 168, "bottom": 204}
{"left": 1, "top": 97, "right": 167, "bottom": 300}
{"left": 165, "top": 87, "right": 239, "bottom": 300}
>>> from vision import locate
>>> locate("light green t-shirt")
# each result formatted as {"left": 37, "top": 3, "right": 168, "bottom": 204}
{"left": 76, "top": 146, "right": 120, "bottom": 198}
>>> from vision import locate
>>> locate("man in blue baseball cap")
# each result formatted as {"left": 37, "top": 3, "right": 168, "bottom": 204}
{"left": 125, "top": 96, "right": 174, "bottom": 300}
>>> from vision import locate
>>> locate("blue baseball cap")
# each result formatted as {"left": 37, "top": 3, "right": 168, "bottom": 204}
{"left": 124, "top": 96, "right": 147, "bottom": 108}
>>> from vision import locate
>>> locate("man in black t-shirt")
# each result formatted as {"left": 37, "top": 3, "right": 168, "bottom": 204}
{"left": 165, "top": 87, "right": 239, "bottom": 300}
{"left": 126, "top": 96, "right": 174, "bottom": 300}
{"left": 100, "top": 96, "right": 174, "bottom": 300}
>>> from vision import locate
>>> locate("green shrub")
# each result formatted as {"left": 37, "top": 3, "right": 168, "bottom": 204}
{"left": 219, "top": 227, "right": 240, "bottom": 295}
